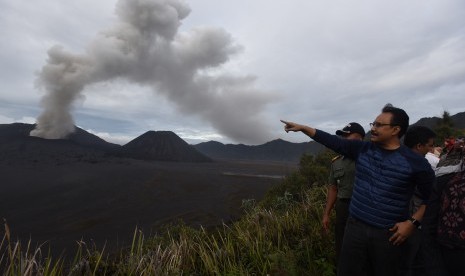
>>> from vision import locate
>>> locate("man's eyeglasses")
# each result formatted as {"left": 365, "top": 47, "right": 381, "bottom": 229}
{"left": 370, "top": 122, "right": 394, "bottom": 128}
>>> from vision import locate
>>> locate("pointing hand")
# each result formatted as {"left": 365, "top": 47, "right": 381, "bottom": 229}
{"left": 280, "top": 120, "right": 302, "bottom": 133}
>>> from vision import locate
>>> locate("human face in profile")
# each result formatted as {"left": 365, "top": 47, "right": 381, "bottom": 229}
{"left": 370, "top": 113, "right": 400, "bottom": 145}
{"left": 419, "top": 138, "right": 434, "bottom": 156}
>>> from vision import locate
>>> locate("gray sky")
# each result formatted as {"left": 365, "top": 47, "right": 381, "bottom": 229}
{"left": 1, "top": 0, "right": 464, "bottom": 145}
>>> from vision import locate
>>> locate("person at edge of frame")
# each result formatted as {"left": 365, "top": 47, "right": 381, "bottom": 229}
{"left": 401, "top": 125, "right": 437, "bottom": 275}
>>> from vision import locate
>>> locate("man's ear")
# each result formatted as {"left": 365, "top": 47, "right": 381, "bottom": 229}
{"left": 392, "top": 126, "right": 401, "bottom": 137}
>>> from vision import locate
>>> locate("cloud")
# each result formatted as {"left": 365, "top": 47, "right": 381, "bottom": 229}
{"left": 30, "top": 0, "right": 275, "bottom": 144}
{"left": 0, "top": 115, "right": 14, "bottom": 124}
{"left": 0, "top": 115, "right": 36, "bottom": 125}
{"left": 2, "top": 0, "right": 465, "bottom": 145}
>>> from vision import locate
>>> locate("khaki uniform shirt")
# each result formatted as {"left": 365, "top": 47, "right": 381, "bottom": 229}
{"left": 328, "top": 155, "right": 356, "bottom": 199}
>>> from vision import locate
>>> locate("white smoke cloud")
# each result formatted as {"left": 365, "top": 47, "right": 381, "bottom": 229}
{"left": 30, "top": 0, "right": 274, "bottom": 144}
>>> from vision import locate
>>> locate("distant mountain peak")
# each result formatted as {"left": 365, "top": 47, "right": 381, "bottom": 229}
{"left": 145, "top": 130, "right": 176, "bottom": 135}
{"left": 0, "top": 124, "right": 212, "bottom": 164}
{"left": 132, "top": 130, "right": 179, "bottom": 141}
{"left": 122, "top": 130, "right": 211, "bottom": 162}
{"left": 264, "top": 138, "right": 291, "bottom": 145}
{"left": 0, "top": 123, "right": 119, "bottom": 151}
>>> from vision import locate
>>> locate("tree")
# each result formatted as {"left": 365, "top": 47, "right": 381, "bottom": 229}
{"left": 435, "top": 111, "right": 464, "bottom": 145}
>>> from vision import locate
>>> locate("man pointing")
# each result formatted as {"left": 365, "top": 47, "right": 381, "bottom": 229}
{"left": 282, "top": 104, "right": 434, "bottom": 276}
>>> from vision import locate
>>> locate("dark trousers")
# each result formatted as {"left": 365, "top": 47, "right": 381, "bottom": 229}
{"left": 337, "top": 217, "right": 404, "bottom": 276}
{"left": 400, "top": 229, "right": 424, "bottom": 276}
{"left": 422, "top": 237, "right": 465, "bottom": 276}
{"left": 335, "top": 198, "right": 350, "bottom": 263}
{"left": 442, "top": 246, "right": 465, "bottom": 275}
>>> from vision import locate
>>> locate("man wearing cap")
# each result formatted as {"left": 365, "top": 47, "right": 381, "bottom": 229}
{"left": 322, "top": 122, "right": 365, "bottom": 265}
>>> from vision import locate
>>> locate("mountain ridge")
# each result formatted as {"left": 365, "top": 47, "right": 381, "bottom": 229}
{"left": 1, "top": 111, "right": 463, "bottom": 163}
{"left": 411, "top": 111, "right": 465, "bottom": 129}
{"left": 194, "top": 138, "right": 325, "bottom": 162}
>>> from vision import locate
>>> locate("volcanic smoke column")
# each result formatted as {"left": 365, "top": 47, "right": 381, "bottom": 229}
{"left": 30, "top": 0, "right": 274, "bottom": 144}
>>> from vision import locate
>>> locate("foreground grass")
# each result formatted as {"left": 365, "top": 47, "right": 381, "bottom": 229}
{"left": 1, "top": 174, "right": 335, "bottom": 275}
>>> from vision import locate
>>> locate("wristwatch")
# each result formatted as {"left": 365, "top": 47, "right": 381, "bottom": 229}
{"left": 408, "top": 217, "right": 421, "bottom": 228}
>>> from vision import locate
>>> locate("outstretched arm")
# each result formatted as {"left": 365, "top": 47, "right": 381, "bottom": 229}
{"left": 281, "top": 119, "right": 362, "bottom": 160}
{"left": 280, "top": 120, "right": 316, "bottom": 137}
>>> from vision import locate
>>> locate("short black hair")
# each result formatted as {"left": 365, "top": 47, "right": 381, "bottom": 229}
{"left": 382, "top": 104, "right": 409, "bottom": 138}
{"left": 404, "top": 126, "right": 436, "bottom": 148}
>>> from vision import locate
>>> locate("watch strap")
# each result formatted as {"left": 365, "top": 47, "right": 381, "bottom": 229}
{"left": 408, "top": 217, "right": 421, "bottom": 228}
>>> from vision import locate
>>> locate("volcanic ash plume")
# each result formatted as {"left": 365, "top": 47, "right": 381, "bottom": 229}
{"left": 30, "top": 0, "right": 274, "bottom": 144}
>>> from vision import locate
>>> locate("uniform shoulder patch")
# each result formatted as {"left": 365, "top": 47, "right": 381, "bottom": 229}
{"left": 331, "top": 155, "right": 342, "bottom": 162}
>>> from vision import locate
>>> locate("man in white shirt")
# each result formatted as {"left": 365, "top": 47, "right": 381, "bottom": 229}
{"left": 425, "top": 149, "right": 440, "bottom": 168}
